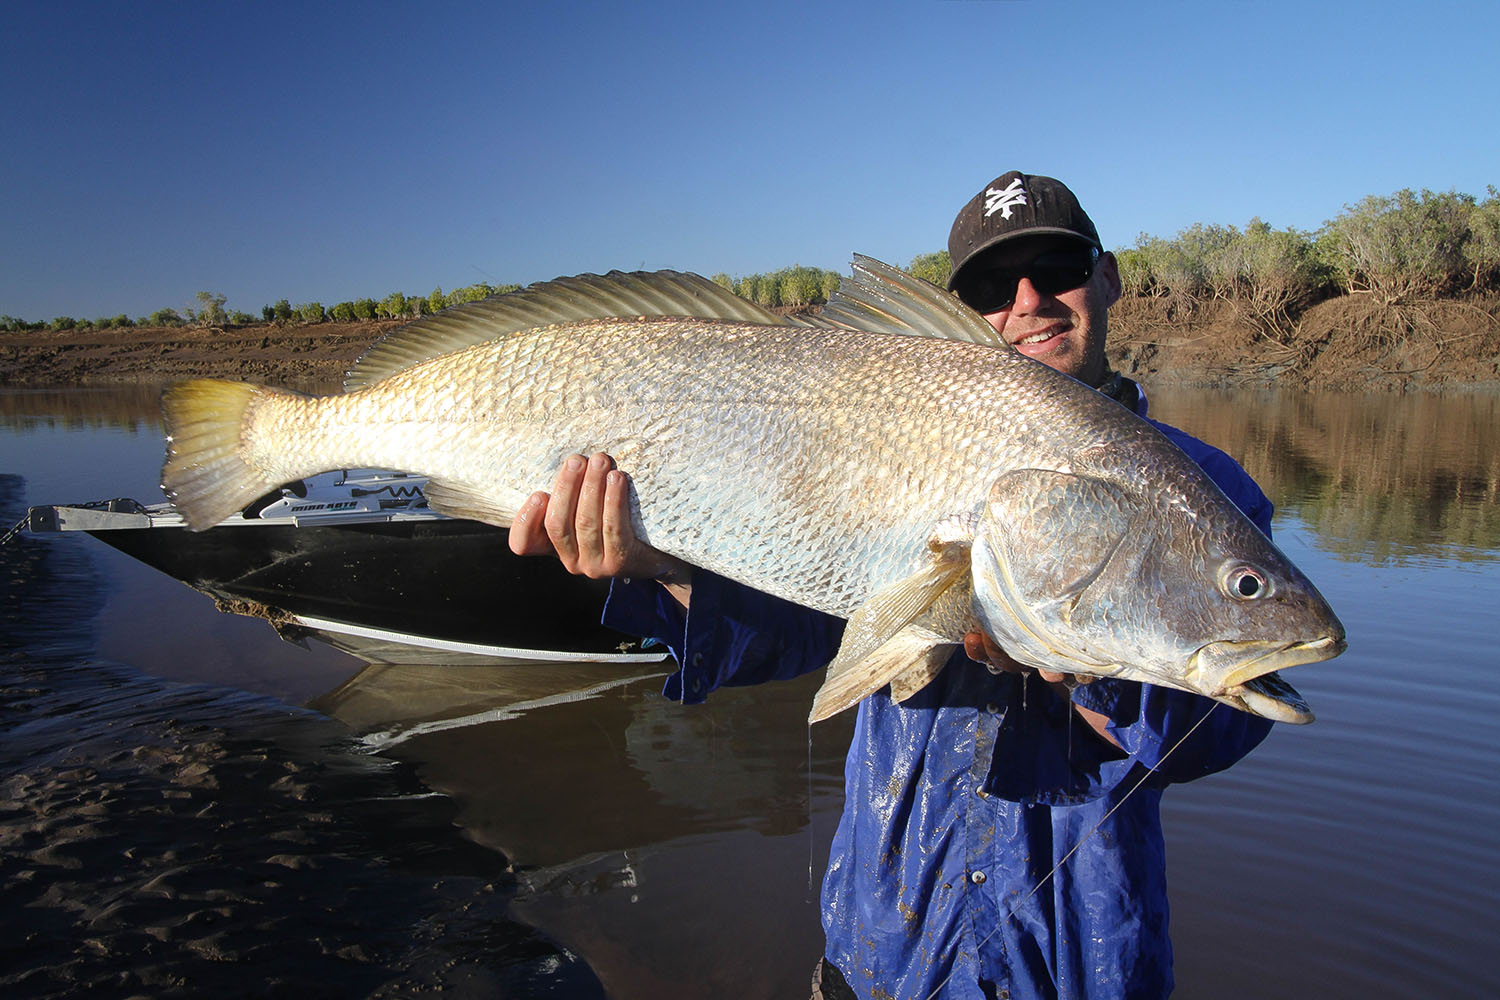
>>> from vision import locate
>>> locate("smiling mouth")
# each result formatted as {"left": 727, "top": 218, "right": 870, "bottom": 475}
{"left": 1012, "top": 326, "right": 1063, "bottom": 348}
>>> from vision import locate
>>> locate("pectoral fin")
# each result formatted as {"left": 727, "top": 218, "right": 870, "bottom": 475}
{"left": 888, "top": 635, "right": 961, "bottom": 703}
{"left": 810, "top": 628, "right": 958, "bottom": 723}
{"left": 808, "top": 540, "right": 969, "bottom": 722}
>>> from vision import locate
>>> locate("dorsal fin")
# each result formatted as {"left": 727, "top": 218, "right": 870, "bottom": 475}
{"left": 805, "top": 254, "right": 1006, "bottom": 348}
{"left": 344, "top": 269, "right": 792, "bottom": 391}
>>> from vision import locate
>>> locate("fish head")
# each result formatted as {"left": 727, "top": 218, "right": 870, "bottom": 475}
{"left": 968, "top": 467, "right": 1345, "bottom": 720}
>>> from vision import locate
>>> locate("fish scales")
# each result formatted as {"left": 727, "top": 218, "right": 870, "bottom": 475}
{"left": 248, "top": 318, "right": 1107, "bottom": 618}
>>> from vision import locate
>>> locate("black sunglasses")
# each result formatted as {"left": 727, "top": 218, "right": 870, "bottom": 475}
{"left": 955, "top": 248, "right": 1099, "bottom": 313}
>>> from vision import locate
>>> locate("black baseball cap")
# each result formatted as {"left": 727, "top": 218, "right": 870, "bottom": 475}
{"left": 946, "top": 171, "right": 1102, "bottom": 291}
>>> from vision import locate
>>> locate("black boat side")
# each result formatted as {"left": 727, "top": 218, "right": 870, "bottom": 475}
{"left": 24, "top": 471, "right": 667, "bottom": 666}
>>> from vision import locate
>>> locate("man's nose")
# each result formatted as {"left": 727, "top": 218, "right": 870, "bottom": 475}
{"left": 1011, "top": 276, "right": 1047, "bottom": 312}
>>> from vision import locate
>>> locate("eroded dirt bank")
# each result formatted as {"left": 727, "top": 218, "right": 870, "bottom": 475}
{"left": 2, "top": 295, "right": 1497, "bottom": 392}
{"left": 1108, "top": 293, "right": 1500, "bottom": 392}
{"left": 0, "top": 321, "right": 400, "bottom": 390}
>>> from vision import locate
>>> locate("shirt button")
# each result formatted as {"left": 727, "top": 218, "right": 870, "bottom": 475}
{"left": 970, "top": 870, "right": 987, "bottom": 885}
{"left": 985, "top": 703, "right": 1000, "bottom": 714}
{"left": 691, "top": 652, "right": 703, "bottom": 666}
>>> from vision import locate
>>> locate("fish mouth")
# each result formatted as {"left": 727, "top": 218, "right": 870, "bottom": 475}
{"left": 1189, "top": 634, "right": 1346, "bottom": 695}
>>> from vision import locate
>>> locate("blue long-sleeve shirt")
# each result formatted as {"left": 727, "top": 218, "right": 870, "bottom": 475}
{"left": 602, "top": 395, "right": 1275, "bottom": 1000}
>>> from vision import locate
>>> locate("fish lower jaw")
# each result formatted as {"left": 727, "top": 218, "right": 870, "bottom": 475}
{"left": 1221, "top": 672, "right": 1316, "bottom": 724}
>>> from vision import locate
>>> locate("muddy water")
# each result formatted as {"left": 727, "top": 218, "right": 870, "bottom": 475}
{"left": 1, "top": 386, "right": 1496, "bottom": 999}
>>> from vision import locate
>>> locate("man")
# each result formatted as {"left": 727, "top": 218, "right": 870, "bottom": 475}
{"left": 509, "top": 172, "right": 1275, "bottom": 999}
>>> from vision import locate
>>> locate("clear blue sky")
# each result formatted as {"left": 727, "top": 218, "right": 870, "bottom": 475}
{"left": 4, "top": 0, "right": 1497, "bottom": 321}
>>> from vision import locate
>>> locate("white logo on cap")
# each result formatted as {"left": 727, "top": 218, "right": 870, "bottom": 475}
{"left": 984, "top": 178, "right": 1028, "bottom": 220}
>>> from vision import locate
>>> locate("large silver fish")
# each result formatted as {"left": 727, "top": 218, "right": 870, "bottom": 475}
{"left": 161, "top": 256, "right": 1345, "bottom": 723}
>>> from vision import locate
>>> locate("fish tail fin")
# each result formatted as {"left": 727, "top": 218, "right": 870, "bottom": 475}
{"left": 161, "top": 379, "right": 286, "bottom": 530}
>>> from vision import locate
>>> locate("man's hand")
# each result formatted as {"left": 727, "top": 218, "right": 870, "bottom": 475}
{"left": 963, "top": 631, "right": 1118, "bottom": 748}
{"left": 509, "top": 453, "right": 691, "bottom": 594}
{"left": 962, "top": 631, "right": 1081, "bottom": 686}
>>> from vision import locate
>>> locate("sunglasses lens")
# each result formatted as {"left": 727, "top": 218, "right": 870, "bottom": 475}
{"left": 962, "top": 273, "right": 1019, "bottom": 313}
{"left": 1032, "top": 264, "right": 1094, "bottom": 296}
{"left": 959, "top": 255, "right": 1096, "bottom": 312}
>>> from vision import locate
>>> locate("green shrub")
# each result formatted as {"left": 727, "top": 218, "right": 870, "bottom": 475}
{"left": 716, "top": 266, "right": 841, "bottom": 308}
{"left": 821, "top": 270, "right": 841, "bottom": 301}
{"left": 1464, "top": 185, "right": 1500, "bottom": 291}
{"left": 446, "top": 282, "right": 516, "bottom": 307}
{"left": 746, "top": 273, "right": 777, "bottom": 306}
{"left": 194, "top": 291, "right": 228, "bottom": 327}
{"left": 777, "top": 265, "right": 825, "bottom": 308}
{"left": 1127, "top": 232, "right": 1204, "bottom": 302}
{"left": 908, "top": 251, "right": 951, "bottom": 288}
{"left": 378, "top": 292, "right": 409, "bottom": 319}
{"left": 1115, "top": 248, "right": 1152, "bottom": 298}
{"left": 1321, "top": 188, "right": 1476, "bottom": 301}
{"left": 1118, "top": 219, "right": 1330, "bottom": 337}
{"left": 1195, "top": 219, "right": 1330, "bottom": 337}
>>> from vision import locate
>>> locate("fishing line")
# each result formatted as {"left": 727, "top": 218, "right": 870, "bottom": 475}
{"left": 807, "top": 726, "right": 817, "bottom": 899}
{"left": 918, "top": 701, "right": 1223, "bottom": 1000}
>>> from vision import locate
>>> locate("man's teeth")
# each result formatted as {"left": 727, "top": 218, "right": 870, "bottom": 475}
{"left": 1017, "top": 330, "right": 1054, "bottom": 346}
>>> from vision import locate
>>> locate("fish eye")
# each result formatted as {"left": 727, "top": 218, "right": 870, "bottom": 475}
{"left": 1223, "top": 565, "right": 1270, "bottom": 600}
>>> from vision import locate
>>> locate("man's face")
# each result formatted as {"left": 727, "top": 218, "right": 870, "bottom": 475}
{"left": 953, "top": 237, "right": 1121, "bottom": 388}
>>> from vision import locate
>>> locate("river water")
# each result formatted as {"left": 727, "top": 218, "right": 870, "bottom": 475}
{"left": 1, "top": 385, "right": 1496, "bottom": 998}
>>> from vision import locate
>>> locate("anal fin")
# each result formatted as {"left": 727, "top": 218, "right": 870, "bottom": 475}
{"left": 424, "top": 481, "right": 522, "bottom": 527}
